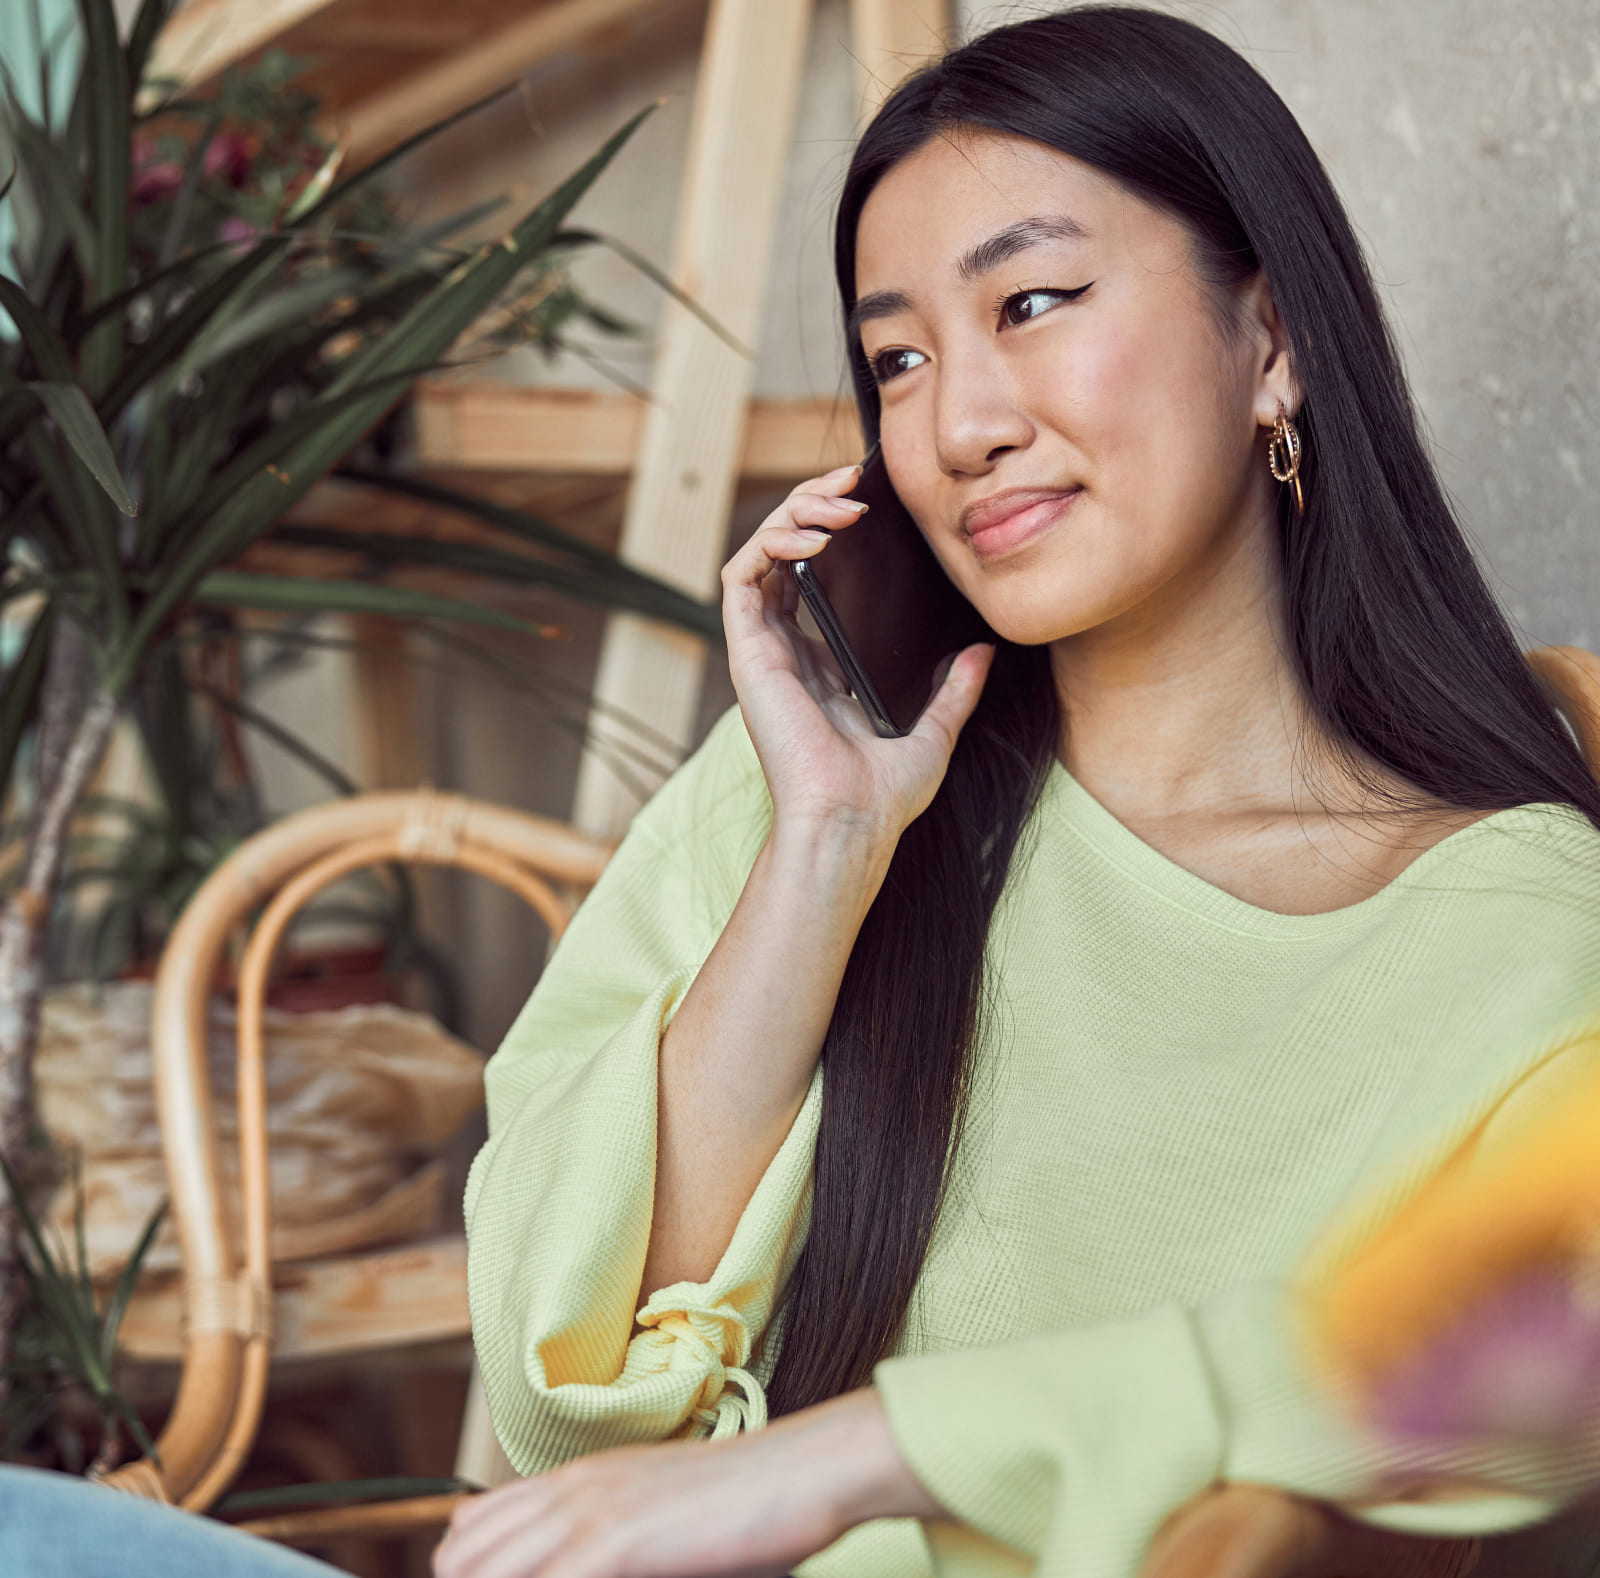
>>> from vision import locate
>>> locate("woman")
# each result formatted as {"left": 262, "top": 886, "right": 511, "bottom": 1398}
{"left": 435, "top": 8, "right": 1600, "bottom": 1577}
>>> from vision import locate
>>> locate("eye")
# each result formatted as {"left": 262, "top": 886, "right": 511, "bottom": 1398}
{"left": 866, "top": 283, "right": 1093, "bottom": 386}
{"left": 995, "top": 282, "right": 1092, "bottom": 327}
{"left": 867, "top": 345, "right": 928, "bottom": 386}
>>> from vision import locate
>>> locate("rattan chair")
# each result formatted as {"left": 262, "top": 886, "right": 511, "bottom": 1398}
{"left": 1530, "top": 644, "right": 1600, "bottom": 773}
{"left": 100, "top": 789, "right": 613, "bottom": 1543}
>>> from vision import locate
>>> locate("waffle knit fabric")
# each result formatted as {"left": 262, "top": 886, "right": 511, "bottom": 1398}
{"left": 464, "top": 704, "right": 1600, "bottom": 1578}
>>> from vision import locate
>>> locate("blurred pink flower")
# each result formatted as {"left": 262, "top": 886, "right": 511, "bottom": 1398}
{"left": 131, "top": 133, "right": 184, "bottom": 206}
{"left": 203, "top": 131, "right": 255, "bottom": 189}
{"left": 217, "top": 215, "right": 260, "bottom": 254}
{"left": 1374, "top": 1268, "right": 1600, "bottom": 1448}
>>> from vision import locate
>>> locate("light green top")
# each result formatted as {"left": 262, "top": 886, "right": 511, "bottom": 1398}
{"left": 464, "top": 704, "right": 1600, "bottom": 1577}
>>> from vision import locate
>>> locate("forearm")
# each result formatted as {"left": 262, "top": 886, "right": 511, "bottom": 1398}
{"left": 639, "top": 814, "right": 893, "bottom": 1294}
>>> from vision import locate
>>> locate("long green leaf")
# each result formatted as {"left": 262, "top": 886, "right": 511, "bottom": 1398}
{"left": 78, "top": 0, "right": 130, "bottom": 398}
{"left": 25, "top": 382, "right": 136, "bottom": 515}
{"left": 155, "top": 371, "right": 416, "bottom": 553}
{"left": 0, "top": 602, "right": 53, "bottom": 795}
{"left": 335, "top": 466, "right": 623, "bottom": 571}
{"left": 1, "top": 110, "right": 99, "bottom": 287}
{"left": 99, "top": 1198, "right": 166, "bottom": 1370}
{"left": 175, "top": 265, "right": 366, "bottom": 383}
{"left": 75, "top": 236, "right": 275, "bottom": 338}
{"left": 203, "top": 685, "right": 357, "bottom": 798}
{"left": 114, "top": 104, "right": 658, "bottom": 686}
{"left": 191, "top": 572, "right": 568, "bottom": 641}
{"left": 0, "top": 274, "right": 77, "bottom": 381}
{"left": 125, "top": 0, "right": 175, "bottom": 98}
{"left": 0, "top": 1151, "right": 111, "bottom": 1395}
{"left": 273, "top": 523, "right": 720, "bottom": 639}
{"left": 291, "top": 83, "right": 521, "bottom": 230}
{"left": 156, "top": 105, "right": 220, "bottom": 278}
{"left": 96, "top": 234, "right": 294, "bottom": 424}
{"left": 326, "top": 101, "right": 659, "bottom": 401}
{"left": 554, "top": 226, "right": 751, "bottom": 359}
{"left": 24, "top": 422, "right": 109, "bottom": 572}
{"left": 218, "top": 1477, "right": 478, "bottom": 1515}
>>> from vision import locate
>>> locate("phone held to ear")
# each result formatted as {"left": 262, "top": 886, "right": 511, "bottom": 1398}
{"left": 787, "top": 441, "right": 994, "bottom": 738}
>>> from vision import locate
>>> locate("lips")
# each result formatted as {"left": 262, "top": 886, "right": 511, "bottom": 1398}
{"left": 962, "top": 488, "right": 1082, "bottom": 559}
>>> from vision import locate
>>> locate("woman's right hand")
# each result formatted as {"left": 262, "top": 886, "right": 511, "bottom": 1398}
{"left": 722, "top": 460, "right": 995, "bottom": 846}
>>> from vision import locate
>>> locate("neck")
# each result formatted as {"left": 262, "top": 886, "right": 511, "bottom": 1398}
{"left": 1048, "top": 504, "right": 1334, "bottom": 823}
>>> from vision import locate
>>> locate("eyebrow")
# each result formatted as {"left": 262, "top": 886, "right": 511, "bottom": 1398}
{"left": 847, "top": 214, "right": 1091, "bottom": 340}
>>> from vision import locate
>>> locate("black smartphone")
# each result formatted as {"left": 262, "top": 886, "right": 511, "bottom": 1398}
{"left": 788, "top": 440, "right": 993, "bottom": 738}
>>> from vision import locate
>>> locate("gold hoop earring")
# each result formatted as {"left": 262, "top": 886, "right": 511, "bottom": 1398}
{"left": 1268, "top": 400, "right": 1304, "bottom": 515}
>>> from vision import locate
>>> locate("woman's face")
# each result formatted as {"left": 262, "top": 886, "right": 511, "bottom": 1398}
{"left": 852, "top": 129, "right": 1292, "bottom": 648}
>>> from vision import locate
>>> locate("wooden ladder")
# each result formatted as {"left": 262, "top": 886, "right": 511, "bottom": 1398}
{"left": 569, "top": 0, "right": 955, "bottom": 837}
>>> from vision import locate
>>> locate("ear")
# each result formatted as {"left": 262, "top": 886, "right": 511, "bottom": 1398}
{"left": 1240, "top": 271, "right": 1298, "bottom": 429}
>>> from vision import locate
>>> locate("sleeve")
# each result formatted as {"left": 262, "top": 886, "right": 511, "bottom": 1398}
{"left": 463, "top": 706, "right": 824, "bottom": 1472}
{"left": 872, "top": 1025, "right": 1600, "bottom": 1578}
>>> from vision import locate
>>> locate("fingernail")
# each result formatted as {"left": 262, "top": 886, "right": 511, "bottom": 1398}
{"left": 836, "top": 499, "right": 869, "bottom": 513}
{"left": 827, "top": 461, "right": 862, "bottom": 477}
{"left": 799, "top": 527, "right": 832, "bottom": 539}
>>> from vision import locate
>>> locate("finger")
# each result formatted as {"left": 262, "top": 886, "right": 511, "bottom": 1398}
{"left": 908, "top": 642, "right": 996, "bottom": 756}
{"left": 1302, "top": 1513, "right": 1482, "bottom": 1578}
{"left": 788, "top": 489, "right": 870, "bottom": 533}
{"left": 790, "top": 460, "right": 863, "bottom": 501}
{"left": 1139, "top": 1486, "right": 1313, "bottom": 1578}
{"left": 435, "top": 1483, "right": 564, "bottom": 1578}
{"left": 726, "top": 523, "right": 832, "bottom": 587}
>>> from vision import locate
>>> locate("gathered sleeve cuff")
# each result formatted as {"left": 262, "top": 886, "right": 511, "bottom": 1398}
{"left": 462, "top": 706, "right": 826, "bottom": 1472}
{"left": 466, "top": 959, "right": 822, "bottom": 1468}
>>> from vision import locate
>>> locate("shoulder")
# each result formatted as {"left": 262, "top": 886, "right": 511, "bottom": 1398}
{"left": 1390, "top": 799, "right": 1600, "bottom": 1082}
{"left": 630, "top": 703, "right": 772, "bottom": 857}
{"left": 594, "top": 704, "right": 773, "bottom": 931}
{"left": 1415, "top": 800, "right": 1600, "bottom": 935}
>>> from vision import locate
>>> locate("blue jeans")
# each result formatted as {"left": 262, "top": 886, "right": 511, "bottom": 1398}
{"left": 0, "top": 1464, "right": 344, "bottom": 1577}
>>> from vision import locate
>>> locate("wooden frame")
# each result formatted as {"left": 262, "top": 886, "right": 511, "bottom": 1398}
{"left": 411, "top": 382, "right": 862, "bottom": 480}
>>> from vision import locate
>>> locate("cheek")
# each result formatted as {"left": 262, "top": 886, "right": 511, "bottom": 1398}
{"left": 1054, "top": 311, "right": 1237, "bottom": 489}
{"left": 955, "top": 320, "right": 1259, "bottom": 643}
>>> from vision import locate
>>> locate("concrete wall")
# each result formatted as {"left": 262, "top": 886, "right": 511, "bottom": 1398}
{"left": 411, "top": 0, "right": 1599, "bottom": 647}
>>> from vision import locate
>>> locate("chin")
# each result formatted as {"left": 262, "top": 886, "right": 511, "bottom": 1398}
{"left": 973, "top": 584, "right": 1121, "bottom": 648}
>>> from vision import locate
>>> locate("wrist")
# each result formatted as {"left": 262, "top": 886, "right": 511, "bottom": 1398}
{"left": 784, "top": 1387, "right": 944, "bottom": 1534}
{"left": 766, "top": 809, "right": 898, "bottom": 893}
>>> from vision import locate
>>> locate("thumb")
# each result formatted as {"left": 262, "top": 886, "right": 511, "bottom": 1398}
{"left": 910, "top": 641, "right": 996, "bottom": 755}
{"left": 1301, "top": 1511, "right": 1482, "bottom": 1578}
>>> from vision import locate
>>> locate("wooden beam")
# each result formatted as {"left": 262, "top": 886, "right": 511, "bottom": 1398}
{"left": 570, "top": 0, "right": 815, "bottom": 837}
{"left": 412, "top": 381, "right": 860, "bottom": 479}
{"left": 326, "top": 0, "right": 682, "bottom": 168}
{"left": 117, "top": 1236, "right": 468, "bottom": 1364}
{"left": 850, "top": 0, "right": 955, "bottom": 128}
{"left": 141, "top": 0, "right": 344, "bottom": 102}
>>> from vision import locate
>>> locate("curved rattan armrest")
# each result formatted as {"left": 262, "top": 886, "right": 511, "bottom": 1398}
{"left": 1528, "top": 645, "right": 1600, "bottom": 772}
{"left": 101, "top": 791, "right": 612, "bottom": 1510}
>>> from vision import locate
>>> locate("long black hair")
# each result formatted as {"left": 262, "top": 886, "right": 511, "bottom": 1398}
{"left": 761, "top": 4, "right": 1600, "bottom": 1417}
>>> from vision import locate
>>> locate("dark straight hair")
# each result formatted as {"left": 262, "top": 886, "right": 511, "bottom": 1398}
{"left": 762, "top": 3, "right": 1600, "bottom": 1417}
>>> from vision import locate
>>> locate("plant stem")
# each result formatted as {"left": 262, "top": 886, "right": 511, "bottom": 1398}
{"left": 0, "top": 619, "right": 118, "bottom": 1407}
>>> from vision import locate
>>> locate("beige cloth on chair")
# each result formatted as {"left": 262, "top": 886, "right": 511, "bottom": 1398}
{"left": 36, "top": 980, "right": 485, "bottom": 1279}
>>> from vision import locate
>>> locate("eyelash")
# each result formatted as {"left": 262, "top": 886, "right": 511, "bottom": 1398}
{"left": 868, "top": 282, "right": 1093, "bottom": 385}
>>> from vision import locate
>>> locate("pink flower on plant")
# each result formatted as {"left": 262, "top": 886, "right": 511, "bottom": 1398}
{"left": 131, "top": 133, "right": 183, "bottom": 206}
{"left": 217, "top": 215, "right": 260, "bottom": 254}
{"left": 203, "top": 130, "right": 255, "bottom": 189}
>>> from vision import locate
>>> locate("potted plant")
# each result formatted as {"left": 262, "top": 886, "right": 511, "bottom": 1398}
{"left": 0, "top": 0, "right": 723, "bottom": 1401}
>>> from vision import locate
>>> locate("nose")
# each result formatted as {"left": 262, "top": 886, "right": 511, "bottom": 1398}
{"left": 932, "top": 334, "right": 1033, "bottom": 476}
